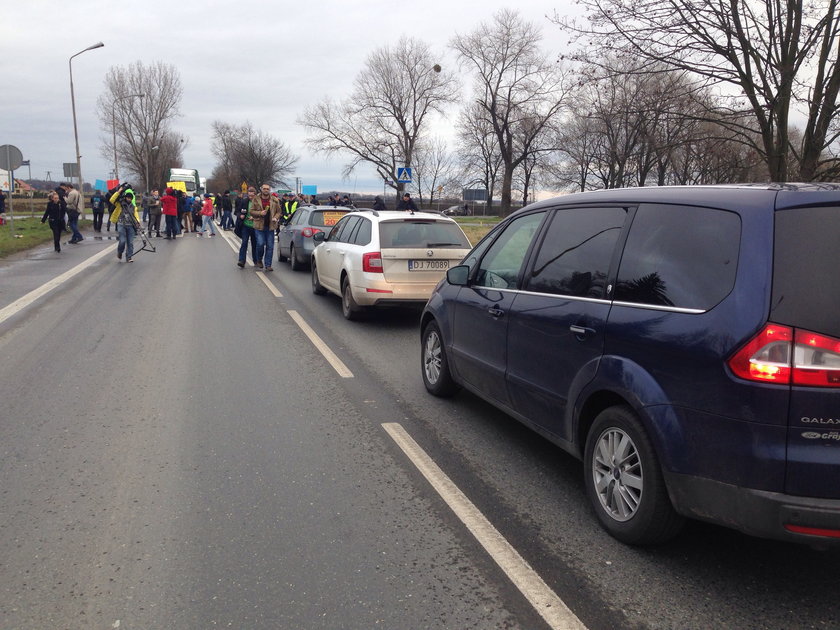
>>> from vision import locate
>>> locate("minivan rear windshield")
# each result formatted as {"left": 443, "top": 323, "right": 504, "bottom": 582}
{"left": 379, "top": 220, "right": 470, "bottom": 248}
{"left": 771, "top": 206, "right": 840, "bottom": 338}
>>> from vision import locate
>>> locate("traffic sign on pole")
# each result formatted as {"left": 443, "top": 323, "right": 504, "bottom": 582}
{"left": 397, "top": 167, "right": 412, "bottom": 183}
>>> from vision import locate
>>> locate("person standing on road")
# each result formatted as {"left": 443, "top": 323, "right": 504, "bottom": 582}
{"left": 161, "top": 187, "right": 179, "bottom": 239}
{"left": 198, "top": 194, "right": 217, "bottom": 237}
{"left": 372, "top": 196, "right": 386, "bottom": 211}
{"left": 41, "top": 191, "right": 66, "bottom": 253}
{"left": 249, "top": 184, "right": 281, "bottom": 270}
{"left": 90, "top": 189, "right": 105, "bottom": 232}
{"left": 62, "top": 182, "right": 84, "bottom": 243}
{"left": 236, "top": 187, "right": 258, "bottom": 268}
{"left": 221, "top": 191, "right": 233, "bottom": 230}
{"left": 147, "top": 188, "right": 162, "bottom": 237}
{"left": 109, "top": 184, "right": 141, "bottom": 262}
{"left": 181, "top": 193, "right": 195, "bottom": 234}
{"left": 141, "top": 190, "right": 151, "bottom": 225}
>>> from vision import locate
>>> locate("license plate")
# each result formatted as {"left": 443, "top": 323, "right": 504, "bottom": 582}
{"left": 408, "top": 259, "right": 449, "bottom": 271}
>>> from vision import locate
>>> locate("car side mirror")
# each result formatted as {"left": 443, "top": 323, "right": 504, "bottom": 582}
{"left": 313, "top": 232, "right": 326, "bottom": 243}
{"left": 446, "top": 264, "right": 469, "bottom": 286}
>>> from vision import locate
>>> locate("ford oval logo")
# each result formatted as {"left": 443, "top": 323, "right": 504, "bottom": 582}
{"left": 802, "top": 432, "right": 822, "bottom": 439}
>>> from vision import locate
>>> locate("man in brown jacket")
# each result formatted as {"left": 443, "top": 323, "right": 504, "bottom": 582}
{"left": 248, "top": 184, "right": 282, "bottom": 270}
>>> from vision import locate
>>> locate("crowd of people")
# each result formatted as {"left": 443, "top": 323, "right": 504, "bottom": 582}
{"left": 37, "top": 184, "right": 422, "bottom": 264}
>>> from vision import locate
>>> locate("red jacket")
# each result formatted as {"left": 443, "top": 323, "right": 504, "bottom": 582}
{"left": 201, "top": 198, "right": 214, "bottom": 216}
{"left": 161, "top": 193, "right": 178, "bottom": 216}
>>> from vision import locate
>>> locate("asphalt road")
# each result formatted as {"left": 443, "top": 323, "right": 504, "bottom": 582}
{"left": 0, "top": 228, "right": 838, "bottom": 630}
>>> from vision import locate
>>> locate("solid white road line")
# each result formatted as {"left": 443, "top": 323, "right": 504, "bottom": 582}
{"left": 381, "top": 422, "right": 588, "bottom": 630}
{"left": 0, "top": 244, "right": 117, "bottom": 327}
{"left": 287, "top": 310, "right": 354, "bottom": 378}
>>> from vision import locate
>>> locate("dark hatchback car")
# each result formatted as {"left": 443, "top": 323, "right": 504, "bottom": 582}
{"left": 277, "top": 205, "right": 351, "bottom": 270}
{"left": 420, "top": 184, "right": 840, "bottom": 546}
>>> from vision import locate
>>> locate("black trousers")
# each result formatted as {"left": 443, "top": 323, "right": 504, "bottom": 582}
{"left": 92, "top": 211, "right": 104, "bottom": 231}
{"left": 49, "top": 220, "right": 63, "bottom": 251}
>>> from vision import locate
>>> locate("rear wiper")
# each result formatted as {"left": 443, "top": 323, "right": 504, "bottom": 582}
{"left": 426, "top": 242, "right": 462, "bottom": 247}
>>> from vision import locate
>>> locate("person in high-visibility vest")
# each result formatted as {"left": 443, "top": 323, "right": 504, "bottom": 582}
{"left": 281, "top": 193, "right": 299, "bottom": 225}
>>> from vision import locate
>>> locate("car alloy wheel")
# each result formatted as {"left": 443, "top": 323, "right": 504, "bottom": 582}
{"left": 341, "top": 277, "right": 362, "bottom": 320}
{"left": 421, "top": 321, "right": 459, "bottom": 396}
{"left": 584, "top": 406, "right": 684, "bottom": 545}
{"left": 311, "top": 261, "right": 326, "bottom": 295}
{"left": 289, "top": 243, "right": 302, "bottom": 271}
{"left": 591, "top": 426, "right": 642, "bottom": 522}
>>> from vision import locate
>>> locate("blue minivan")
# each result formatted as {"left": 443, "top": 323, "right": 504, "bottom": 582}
{"left": 420, "top": 184, "right": 840, "bottom": 546}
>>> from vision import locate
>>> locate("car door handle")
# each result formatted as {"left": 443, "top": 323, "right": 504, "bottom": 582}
{"left": 488, "top": 307, "right": 505, "bottom": 318}
{"left": 570, "top": 325, "right": 596, "bottom": 339}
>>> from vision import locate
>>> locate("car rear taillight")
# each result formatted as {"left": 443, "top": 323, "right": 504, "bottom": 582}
{"left": 362, "top": 252, "right": 383, "bottom": 273}
{"left": 301, "top": 227, "right": 322, "bottom": 238}
{"left": 728, "top": 324, "right": 840, "bottom": 387}
{"left": 792, "top": 329, "right": 840, "bottom": 387}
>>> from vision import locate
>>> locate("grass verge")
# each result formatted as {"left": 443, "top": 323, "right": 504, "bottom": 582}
{"left": 0, "top": 217, "right": 93, "bottom": 258}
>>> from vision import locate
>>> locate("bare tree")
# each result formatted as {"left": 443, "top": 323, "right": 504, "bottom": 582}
{"left": 456, "top": 101, "right": 503, "bottom": 210}
{"left": 411, "top": 137, "right": 460, "bottom": 206}
{"left": 452, "top": 9, "right": 568, "bottom": 215}
{"left": 555, "top": 0, "right": 840, "bottom": 182}
{"left": 210, "top": 121, "right": 298, "bottom": 189}
{"left": 97, "top": 61, "right": 183, "bottom": 190}
{"left": 300, "top": 37, "right": 455, "bottom": 196}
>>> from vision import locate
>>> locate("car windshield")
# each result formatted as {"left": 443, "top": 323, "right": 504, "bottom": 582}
{"left": 379, "top": 220, "right": 470, "bottom": 248}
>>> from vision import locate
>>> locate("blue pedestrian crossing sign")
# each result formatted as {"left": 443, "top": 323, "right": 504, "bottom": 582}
{"left": 397, "top": 167, "right": 412, "bottom": 183}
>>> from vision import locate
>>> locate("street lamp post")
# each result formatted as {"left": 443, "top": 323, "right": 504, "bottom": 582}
{"left": 112, "top": 92, "right": 144, "bottom": 183}
{"left": 69, "top": 41, "right": 104, "bottom": 218}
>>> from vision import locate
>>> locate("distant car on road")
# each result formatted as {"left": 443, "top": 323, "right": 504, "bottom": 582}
{"left": 311, "top": 210, "right": 472, "bottom": 320}
{"left": 277, "top": 205, "right": 350, "bottom": 270}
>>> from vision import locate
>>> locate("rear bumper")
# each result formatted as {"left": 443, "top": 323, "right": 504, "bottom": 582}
{"left": 665, "top": 471, "right": 840, "bottom": 546}
{"left": 352, "top": 280, "right": 438, "bottom": 306}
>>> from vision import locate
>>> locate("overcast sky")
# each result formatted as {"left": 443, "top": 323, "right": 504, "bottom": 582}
{"left": 4, "top": 1, "right": 567, "bottom": 196}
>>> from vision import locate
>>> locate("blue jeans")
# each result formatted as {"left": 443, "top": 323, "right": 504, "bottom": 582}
{"left": 238, "top": 225, "right": 257, "bottom": 264}
{"left": 222, "top": 210, "right": 233, "bottom": 229}
{"left": 117, "top": 223, "right": 136, "bottom": 259}
{"left": 201, "top": 214, "right": 216, "bottom": 235}
{"left": 254, "top": 228, "right": 275, "bottom": 267}
{"left": 68, "top": 211, "right": 83, "bottom": 242}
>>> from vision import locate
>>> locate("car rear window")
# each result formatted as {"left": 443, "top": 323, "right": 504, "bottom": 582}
{"left": 312, "top": 210, "right": 348, "bottom": 228}
{"left": 615, "top": 204, "right": 741, "bottom": 310}
{"left": 379, "top": 220, "right": 470, "bottom": 248}
{"left": 771, "top": 206, "right": 840, "bottom": 337}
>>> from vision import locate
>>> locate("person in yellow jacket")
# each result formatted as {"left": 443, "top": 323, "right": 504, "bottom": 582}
{"left": 110, "top": 184, "right": 142, "bottom": 262}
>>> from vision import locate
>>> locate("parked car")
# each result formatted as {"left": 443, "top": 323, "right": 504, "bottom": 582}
{"left": 278, "top": 205, "right": 351, "bottom": 270}
{"left": 420, "top": 183, "right": 840, "bottom": 547}
{"left": 311, "top": 210, "right": 472, "bottom": 320}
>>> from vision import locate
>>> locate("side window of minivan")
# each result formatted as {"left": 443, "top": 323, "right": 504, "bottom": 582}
{"left": 615, "top": 204, "right": 741, "bottom": 310}
{"left": 474, "top": 212, "right": 545, "bottom": 289}
{"left": 525, "top": 207, "right": 627, "bottom": 298}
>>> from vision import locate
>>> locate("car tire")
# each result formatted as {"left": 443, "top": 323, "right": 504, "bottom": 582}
{"left": 289, "top": 244, "right": 303, "bottom": 271}
{"left": 341, "top": 276, "right": 363, "bottom": 320}
{"left": 311, "top": 261, "right": 327, "bottom": 295}
{"left": 277, "top": 246, "right": 287, "bottom": 263}
{"left": 583, "top": 406, "right": 684, "bottom": 545}
{"left": 421, "top": 321, "right": 459, "bottom": 397}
